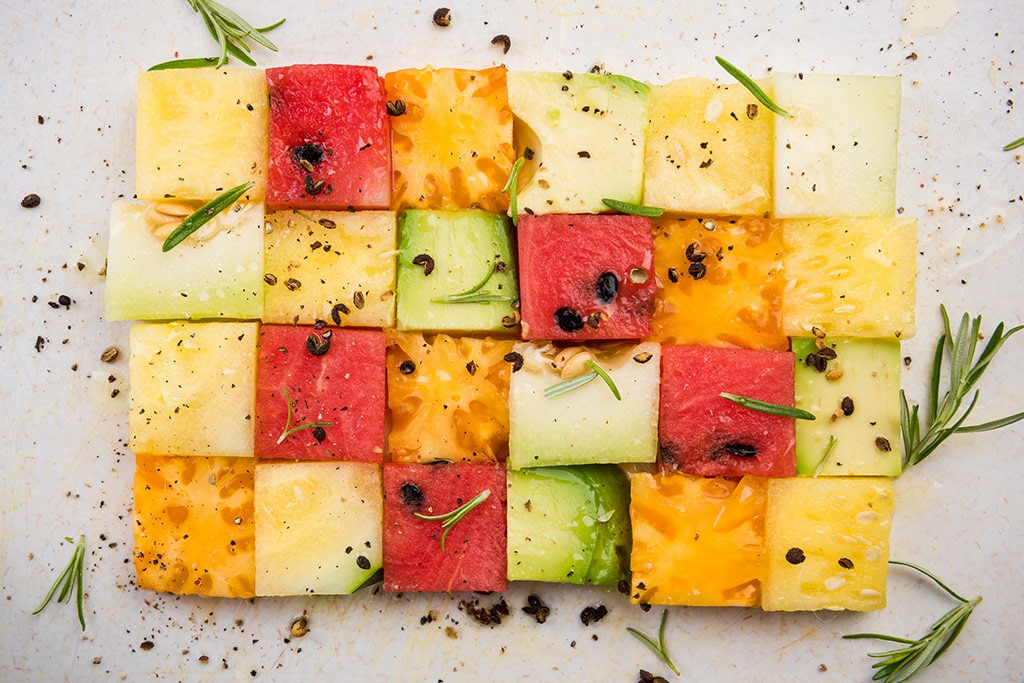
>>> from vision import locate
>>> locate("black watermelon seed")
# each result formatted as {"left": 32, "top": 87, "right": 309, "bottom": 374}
{"left": 841, "top": 396, "right": 854, "bottom": 416}
{"left": 595, "top": 272, "right": 618, "bottom": 304}
{"left": 554, "top": 307, "right": 585, "bottom": 332}
{"left": 724, "top": 443, "right": 758, "bottom": 457}
{"left": 400, "top": 482, "right": 425, "bottom": 508}
{"left": 785, "top": 547, "right": 806, "bottom": 565}
{"left": 817, "top": 347, "right": 838, "bottom": 360}
{"left": 356, "top": 556, "right": 371, "bottom": 570}
{"left": 312, "top": 426, "right": 327, "bottom": 442}
{"left": 838, "top": 557, "right": 855, "bottom": 569}
{"left": 399, "top": 360, "right": 416, "bottom": 375}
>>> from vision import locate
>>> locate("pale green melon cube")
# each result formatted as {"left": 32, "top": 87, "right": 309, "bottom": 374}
{"left": 773, "top": 74, "right": 900, "bottom": 218}
{"left": 136, "top": 68, "right": 268, "bottom": 202}
{"left": 129, "top": 321, "right": 257, "bottom": 457}
{"left": 793, "top": 338, "right": 902, "bottom": 476}
{"left": 644, "top": 77, "right": 773, "bottom": 216}
{"left": 508, "top": 341, "right": 659, "bottom": 469}
{"left": 263, "top": 210, "right": 397, "bottom": 327}
{"left": 105, "top": 200, "right": 264, "bottom": 322}
{"left": 507, "top": 71, "right": 650, "bottom": 215}
{"left": 255, "top": 461, "right": 382, "bottom": 596}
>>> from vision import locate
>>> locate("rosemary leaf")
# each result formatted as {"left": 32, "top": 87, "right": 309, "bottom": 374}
{"left": 901, "top": 305, "right": 1024, "bottom": 471}
{"left": 162, "top": 181, "right": 254, "bottom": 252}
{"left": 1003, "top": 136, "right": 1024, "bottom": 151}
{"left": 502, "top": 156, "right": 526, "bottom": 225}
{"left": 586, "top": 361, "right": 622, "bottom": 400}
{"left": 601, "top": 198, "right": 665, "bottom": 217}
{"left": 715, "top": 56, "right": 793, "bottom": 117}
{"left": 431, "top": 261, "right": 513, "bottom": 304}
{"left": 813, "top": 435, "right": 838, "bottom": 478}
{"left": 276, "top": 386, "right": 333, "bottom": 445}
{"left": 544, "top": 360, "right": 620, "bottom": 400}
{"left": 626, "top": 609, "right": 681, "bottom": 677}
{"left": 33, "top": 535, "right": 86, "bottom": 631}
{"left": 185, "top": 0, "right": 284, "bottom": 68}
{"left": 413, "top": 488, "right": 491, "bottom": 551}
{"left": 719, "top": 392, "right": 816, "bottom": 420}
{"left": 148, "top": 57, "right": 220, "bottom": 71}
{"left": 844, "top": 560, "right": 980, "bottom": 683}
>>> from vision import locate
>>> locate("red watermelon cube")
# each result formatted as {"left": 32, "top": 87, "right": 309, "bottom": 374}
{"left": 255, "top": 325, "right": 385, "bottom": 462}
{"left": 266, "top": 64, "right": 391, "bottom": 211}
{"left": 517, "top": 214, "right": 656, "bottom": 340}
{"left": 382, "top": 462, "right": 507, "bottom": 593}
{"left": 659, "top": 345, "right": 796, "bottom": 477}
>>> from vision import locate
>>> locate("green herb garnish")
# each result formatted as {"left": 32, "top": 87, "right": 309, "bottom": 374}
{"left": 431, "top": 261, "right": 513, "bottom": 304}
{"left": 544, "top": 360, "right": 622, "bottom": 401}
{"left": 148, "top": 57, "right": 220, "bottom": 71}
{"left": 715, "top": 56, "right": 793, "bottom": 118}
{"left": 502, "top": 156, "right": 526, "bottom": 225}
{"left": 33, "top": 535, "right": 86, "bottom": 631}
{"left": 719, "top": 392, "right": 815, "bottom": 420}
{"left": 626, "top": 609, "right": 681, "bottom": 677}
{"left": 1003, "top": 136, "right": 1024, "bottom": 152}
{"left": 813, "top": 435, "right": 838, "bottom": 478}
{"left": 276, "top": 386, "right": 333, "bottom": 445}
{"left": 162, "top": 181, "right": 254, "bottom": 252}
{"left": 601, "top": 198, "right": 665, "bottom": 217}
{"left": 183, "top": 0, "right": 285, "bottom": 68}
{"left": 844, "top": 560, "right": 981, "bottom": 683}
{"left": 413, "top": 488, "right": 491, "bottom": 551}
{"left": 900, "top": 305, "right": 1024, "bottom": 471}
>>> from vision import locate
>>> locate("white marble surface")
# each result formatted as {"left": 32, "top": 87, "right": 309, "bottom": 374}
{"left": 1, "top": 1, "right": 1022, "bottom": 680}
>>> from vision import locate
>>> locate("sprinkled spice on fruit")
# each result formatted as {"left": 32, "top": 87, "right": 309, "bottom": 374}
{"left": 554, "top": 306, "right": 585, "bottom": 332}
{"left": 412, "top": 253, "right": 435, "bottom": 275}
{"left": 786, "top": 547, "right": 806, "bottom": 565}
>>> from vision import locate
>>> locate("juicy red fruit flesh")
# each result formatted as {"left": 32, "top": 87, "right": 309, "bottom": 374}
{"left": 266, "top": 64, "right": 391, "bottom": 210}
{"left": 382, "top": 462, "right": 507, "bottom": 593}
{"left": 255, "top": 325, "right": 386, "bottom": 462}
{"left": 517, "top": 214, "right": 656, "bottom": 340}
{"left": 659, "top": 345, "right": 796, "bottom": 477}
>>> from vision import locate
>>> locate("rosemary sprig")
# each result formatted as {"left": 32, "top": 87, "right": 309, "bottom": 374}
{"left": 33, "top": 535, "right": 86, "bottom": 631}
{"left": 900, "top": 305, "right": 1024, "bottom": 471}
{"left": 715, "top": 56, "right": 792, "bottom": 118}
{"left": 502, "top": 156, "right": 526, "bottom": 225}
{"left": 276, "top": 386, "right": 333, "bottom": 445}
{"left": 162, "top": 181, "right": 254, "bottom": 252}
{"left": 431, "top": 261, "right": 513, "bottom": 304}
{"left": 626, "top": 609, "right": 681, "bottom": 677}
{"left": 844, "top": 560, "right": 981, "bottom": 683}
{"left": 148, "top": 57, "right": 220, "bottom": 71}
{"left": 544, "top": 361, "right": 622, "bottom": 400}
{"left": 813, "top": 435, "right": 839, "bottom": 478}
{"left": 413, "top": 488, "right": 491, "bottom": 551}
{"left": 1003, "top": 136, "right": 1024, "bottom": 151}
{"left": 601, "top": 198, "right": 665, "bottom": 217}
{"left": 719, "top": 392, "right": 816, "bottom": 420}
{"left": 184, "top": 0, "right": 285, "bottom": 68}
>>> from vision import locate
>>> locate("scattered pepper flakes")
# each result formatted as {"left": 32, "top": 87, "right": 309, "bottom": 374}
{"left": 579, "top": 604, "right": 608, "bottom": 626}
{"left": 100, "top": 346, "right": 119, "bottom": 362}
{"left": 306, "top": 330, "right": 332, "bottom": 356}
{"left": 387, "top": 99, "right": 407, "bottom": 117}
{"left": 522, "top": 594, "right": 550, "bottom": 623}
{"left": 264, "top": 273, "right": 278, "bottom": 286}
{"left": 412, "top": 253, "right": 435, "bottom": 275}
{"left": 432, "top": 7, "right": 451, "bottom": 27}
{"left": 491, "top": 34, "right": 511, "bottom": 54}
{"left": 503, "top": 351, "right": 524, "bottom": 372}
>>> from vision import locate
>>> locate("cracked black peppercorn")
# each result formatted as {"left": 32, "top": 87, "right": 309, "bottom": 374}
{"left": 503, "top": 351, "right": 524, "bottom": 372}
{"left": 554, "top": 306, "right": 585, "bottom": 332}
{"left": 785, "top": 547, "right": 806, "bottom": 564}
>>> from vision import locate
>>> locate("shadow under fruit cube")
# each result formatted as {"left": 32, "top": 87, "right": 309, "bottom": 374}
{"left": 133, "top": 455, "right": 255, "bottom": 598}
{"left": 129, "top": 321, "right": 257, "bottom": 457}
{"left": 255, "top": 461, "right": 382, "bottom": 596}
{"left": 630, "top": 473, "right": 767, "bottom": 607}
{"left": 382, "top": 462, "right": 507, "bottom": 593}
{"left": 266, "top": 64, "right": 391, "bottom": 211}
{"left": 763, "top": 477, "right": 894, "bottom": 612}
{"left": 255, "top": 325, "right": 386, "bottom": 462}
{"left": 659, "top": 345, "right": 796, "bottom": 477}
{"left": 136, "top": 68, "right": 268, "bottom": 202}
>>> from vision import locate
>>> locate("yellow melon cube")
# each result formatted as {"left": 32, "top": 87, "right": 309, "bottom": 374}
{"left": 129, "top": 321, "right": 257, "bottom": 457}
{"left": 255, "top": 461, "right": 383, "bottom": 596}
{"left": 763, "top": 477, "right": 894, "bottom": 611}
{"left": 644, "top": 78, "right": 773, "bottom": 216}
{"left": 781, "top": 217, "right": 917, "bottom": 339}
{"left": 133, "top": 455, "right": 255, "bottom": 598}
{"left": 263, "top": 210, "right": 397, "bottom": 327}
{"left": 385, "top": 66, "right": 514, "bottom": 212}
{"left": 773, "top": 74, "right": 901, "bottom": 218}
{"left": 136, "top": 69, "right": 268, "bottom": 202}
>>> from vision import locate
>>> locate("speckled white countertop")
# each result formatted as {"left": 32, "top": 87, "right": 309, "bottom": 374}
{"left": 1, "top": 1, "right": 1023, "bottom": 681}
